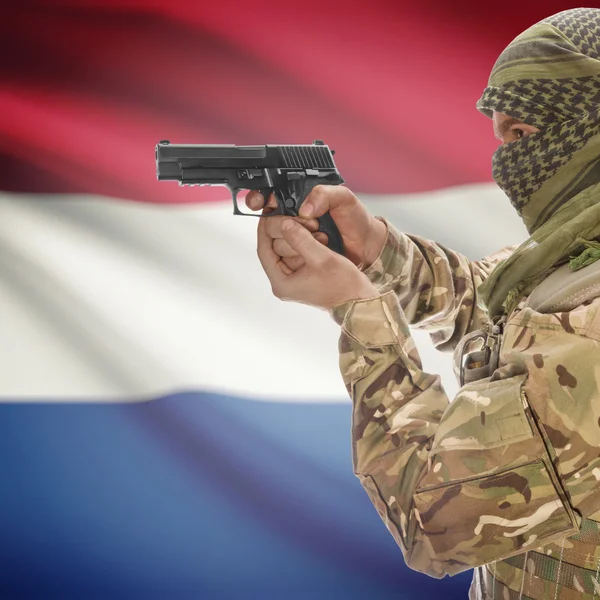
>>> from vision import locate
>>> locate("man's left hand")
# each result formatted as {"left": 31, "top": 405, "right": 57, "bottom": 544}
{"left": 257, "top": 217, "right": 379, "bottom": 310}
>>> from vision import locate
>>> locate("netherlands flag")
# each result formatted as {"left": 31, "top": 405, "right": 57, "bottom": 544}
{"left": 1, "top": 1, "right": 562, "bottom": 598}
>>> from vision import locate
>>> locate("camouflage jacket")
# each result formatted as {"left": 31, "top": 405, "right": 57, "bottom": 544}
{"left": 331, "top": 220, "right": 600, "bottom": 581}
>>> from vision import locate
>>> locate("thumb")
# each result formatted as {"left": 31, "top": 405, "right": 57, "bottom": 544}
{"left": 299, "top": 185, "right": 351, "bottom": 218}
{"left": 280, "top": 219, "right": 328, "bottom": 263}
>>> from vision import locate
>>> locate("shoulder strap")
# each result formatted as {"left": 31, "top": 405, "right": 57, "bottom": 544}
{"left": 455, "top": 261, "right": 600, "bottom": 385}
{"left": 527, "top": 259, "right": 600, "bottom": 313}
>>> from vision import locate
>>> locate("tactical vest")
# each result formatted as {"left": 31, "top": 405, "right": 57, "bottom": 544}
{"left": 456, "top": 260, "right": 600, "bottom": 599}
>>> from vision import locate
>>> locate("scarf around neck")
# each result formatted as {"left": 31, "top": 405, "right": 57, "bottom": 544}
{"left": 475, "top": 8, "right": 600, "bottom": 318}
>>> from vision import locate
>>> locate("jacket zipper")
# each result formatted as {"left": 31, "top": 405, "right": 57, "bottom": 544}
{"left": 519, "top": 388, "right": 580, "bottom": 529}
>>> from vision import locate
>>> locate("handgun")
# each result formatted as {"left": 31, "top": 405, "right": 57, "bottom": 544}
{"left": 155, "top": 140, "right": 345, "bottom": 254}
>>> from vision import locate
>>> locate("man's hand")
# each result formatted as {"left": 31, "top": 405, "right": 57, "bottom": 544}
{"left": 258, "top": 216, "right": 379, "bottom": 310}
{"left": 246, "top": 186, "right": 387, "bottom": 271}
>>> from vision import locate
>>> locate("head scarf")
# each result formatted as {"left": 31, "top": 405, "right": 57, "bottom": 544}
{"left": 475, "top": 8, "right": 600, "bottom": 317}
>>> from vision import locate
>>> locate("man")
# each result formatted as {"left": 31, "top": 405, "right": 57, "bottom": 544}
{"left": 247, "top": 8, "right": 600, "bottom": 599}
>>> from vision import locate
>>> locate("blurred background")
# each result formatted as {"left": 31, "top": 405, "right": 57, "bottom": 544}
{"left": 0, "top": 1, "right": 591, "bottom": 598}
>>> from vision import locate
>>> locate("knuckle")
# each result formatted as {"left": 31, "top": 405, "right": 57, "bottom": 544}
{"left": 274, "top": 240, "right": 294, "bottom": 257}
{"left": 340, "top": 185, "right": 358, "bottom": 206}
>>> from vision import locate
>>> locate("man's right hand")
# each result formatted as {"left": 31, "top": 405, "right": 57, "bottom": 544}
{"left": 245, "top": 185, "right": 387, "bottom": 272}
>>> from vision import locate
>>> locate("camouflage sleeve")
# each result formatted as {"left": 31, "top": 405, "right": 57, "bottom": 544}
{"left": 363, "top": 218, "right": 516, "bottom": 351}
{"left": 331, "top": 292, "right": 580, "bottom": 578}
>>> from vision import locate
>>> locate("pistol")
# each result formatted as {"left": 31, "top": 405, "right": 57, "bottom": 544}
{"left": 155, "top": 140, "right": 345, "bottom": 254}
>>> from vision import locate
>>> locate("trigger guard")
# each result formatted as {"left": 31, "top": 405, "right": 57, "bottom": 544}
{"left": 259, "top": 188, "right": 284, "bottom": 215}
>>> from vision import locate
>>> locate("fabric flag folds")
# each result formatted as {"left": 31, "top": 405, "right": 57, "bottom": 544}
{"left": 0, "top": 1, "right": 562, "bottom": 598}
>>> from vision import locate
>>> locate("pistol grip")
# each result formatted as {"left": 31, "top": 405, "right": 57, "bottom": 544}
{"left": 260, "top": 182, "right": 345, "bottom": 255}
{"left": 317, "top": 212, "right": 344, "bottom": 255}
{"left": 293, "top": 180, "right": 344, "bottom": 256}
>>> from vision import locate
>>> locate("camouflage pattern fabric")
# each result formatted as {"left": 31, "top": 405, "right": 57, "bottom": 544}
{"left": 475, "top": 8, "right": 600, "bottom": 318}
{"left": 331, "top": 220, "right": 600, "bottom": 598}
{"left": 472, "top": 521, "right": 600, "bottom": 599}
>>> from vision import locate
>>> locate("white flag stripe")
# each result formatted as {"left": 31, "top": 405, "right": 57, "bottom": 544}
{"left": 0, "top": 186, "right": 526, "bottom": 402}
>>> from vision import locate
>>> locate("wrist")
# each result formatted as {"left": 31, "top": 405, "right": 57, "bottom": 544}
{"left": 352, "top": 282, "right": 380, "bottom": 303}
{"left": 362, "top": 217, "right": 388, "bottom": 270}
{"left": 329, "top": 285, "right": 380, "bottom": 324}
{"left": 330, "top": 281, "right": 379, "bottom": 310}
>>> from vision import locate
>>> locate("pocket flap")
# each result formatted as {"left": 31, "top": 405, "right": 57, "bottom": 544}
{"left": 432, "top": 373, "right": 531, "bottom": 453}
{"left": 413, "top": 460, "right": 578, "bottom": 574}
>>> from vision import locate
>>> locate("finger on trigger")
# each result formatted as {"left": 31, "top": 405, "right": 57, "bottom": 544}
{"left": 267, "top": 193, "right": 278, "bottom": 209}
{"left": 314, "top": 232, "right": 328, "bottom": 245}
{"left": 245, "top": 191, "right": 264, "bottom": 211}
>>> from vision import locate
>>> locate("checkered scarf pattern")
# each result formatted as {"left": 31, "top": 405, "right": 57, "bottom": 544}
{"left": 477, "top": 8, "right": 600, "bottom": 234}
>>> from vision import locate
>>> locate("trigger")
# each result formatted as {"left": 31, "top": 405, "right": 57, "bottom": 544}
{"left": 259, "top": 188, "right": 272, "bottom": 204}
{"left": 261, "top": 189, "right": 284, "bottom": 215}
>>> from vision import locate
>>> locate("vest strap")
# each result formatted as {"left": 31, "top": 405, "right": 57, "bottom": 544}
{"left": 527, "top": 259, "right": 600, "bottom": 313}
